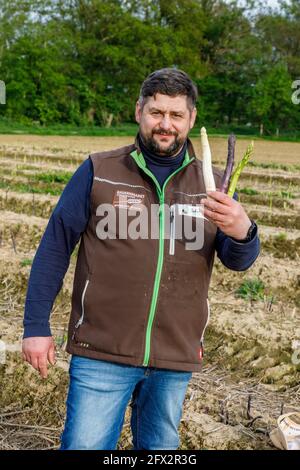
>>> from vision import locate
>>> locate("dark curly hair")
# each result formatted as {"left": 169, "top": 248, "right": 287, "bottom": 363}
{"left": 139, "top": 68, "right": 198, "bottom": 112}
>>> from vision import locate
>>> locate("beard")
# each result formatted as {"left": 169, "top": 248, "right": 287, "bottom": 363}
{"left": 139, "top": 128, "right": 185, "bottom": 157}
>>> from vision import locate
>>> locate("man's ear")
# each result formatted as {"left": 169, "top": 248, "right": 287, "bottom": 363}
{"left": 190, "top": 107, "right": 197, "bottom": 129}
{"left": 135, "top": 101, "right": 141, "bottom": 124}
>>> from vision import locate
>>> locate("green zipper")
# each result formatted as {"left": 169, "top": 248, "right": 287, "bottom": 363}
{"left": 130, "top": 149, "right": 194, "bottom": 366}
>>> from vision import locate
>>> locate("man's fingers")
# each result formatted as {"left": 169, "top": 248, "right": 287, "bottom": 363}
{"left": 22, "top": 337, "right": 55, "bottom": 378}
{"left": 38, "top": 357, "right": 48, "bottom": 379}
{"left": 203, "top": 208, "right": 227, "bottom": 224}
{"left": 47, "top": 344, "right": 56, "bottom": 366}
{"left": 30, "top": 355, "right": 39, "bottom": 371}
{"left": 26, "top": 355, "right": 48, "bottom": 378}
{"left": 201, "top": 197, "right": 231, "bottom": 214}
{"left": 26, "top": 353, "right": 49, "bottom": 378}
{"left": 207, "top": 190, "right": 233, "bottom": 206}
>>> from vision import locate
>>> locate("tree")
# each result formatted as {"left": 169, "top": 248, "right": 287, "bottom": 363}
{"left": 0, "top": 0, "right": 299, "bottom": 130}
{"left": 251, "top": 63, "right": 298, "bottom": 133}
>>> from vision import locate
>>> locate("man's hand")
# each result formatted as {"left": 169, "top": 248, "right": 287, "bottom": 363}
{"left": 22, "top": 337, "right": 56, "bottom": 379}
{"left": 201, "top": 190, "right": 251, "bottom": 240}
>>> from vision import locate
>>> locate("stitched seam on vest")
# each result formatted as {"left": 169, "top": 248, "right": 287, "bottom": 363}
{"left": 94, "top": 176, "right": 151, "bottom": 192}
{"left": 173, "top": 191, "right": 207, "bottom": 197}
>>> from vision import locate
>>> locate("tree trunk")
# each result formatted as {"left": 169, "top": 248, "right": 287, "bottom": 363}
{"left": 260, "top": 123, "right": 264, "bottom": 136}
{"left": 105, "top": 113, "right": 114, "bottom": 128}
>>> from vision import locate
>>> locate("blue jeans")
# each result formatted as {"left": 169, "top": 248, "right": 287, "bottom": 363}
{"left": 60, "top": 355, "right": 192, "bottom": 450}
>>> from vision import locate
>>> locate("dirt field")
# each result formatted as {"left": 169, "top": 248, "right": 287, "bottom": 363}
{"left": 1, "top": 134, "right": 300, "bottom": 165}
{"left": 0, "top": 135, "right": 299, "bottom": 450}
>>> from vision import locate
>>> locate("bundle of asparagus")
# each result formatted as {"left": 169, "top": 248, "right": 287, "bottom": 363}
{"left": 199, "top": 127, "right": 254, "bottom": 196}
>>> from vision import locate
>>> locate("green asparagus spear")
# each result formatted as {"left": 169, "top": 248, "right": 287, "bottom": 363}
{"left": 227, "top": 141, "right": 254, "bottom": 197}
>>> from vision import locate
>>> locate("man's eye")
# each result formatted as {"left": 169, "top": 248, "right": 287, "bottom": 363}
{"left": 151, "top": 111, "right": 160, "bottom": 116}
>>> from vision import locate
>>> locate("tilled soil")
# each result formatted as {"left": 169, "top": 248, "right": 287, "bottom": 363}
{"left": 0, "top": 137, "right": 299, "bottom": 450}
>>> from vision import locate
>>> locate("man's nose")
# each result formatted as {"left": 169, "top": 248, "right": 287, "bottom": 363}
{"left": 160, "top": 114, "right": 172, "bottom": 130}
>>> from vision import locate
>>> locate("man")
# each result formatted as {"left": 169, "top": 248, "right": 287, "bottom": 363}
{"left": 22, "top": 68, "right": 260, "bottom": 450}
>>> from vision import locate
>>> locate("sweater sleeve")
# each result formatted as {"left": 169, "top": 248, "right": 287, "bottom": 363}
{"left": 215, "top": 192, "right": 260, "bottom": 271}
{"left": 23, "top": 157, "right": 93, "bottom": 338}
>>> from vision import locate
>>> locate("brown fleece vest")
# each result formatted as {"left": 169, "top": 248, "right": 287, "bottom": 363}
{"left": 66, "top": 138, "right": 223, "bottom": 372}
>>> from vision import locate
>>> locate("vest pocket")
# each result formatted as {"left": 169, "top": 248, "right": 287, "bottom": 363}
{"left": 72, "top": 278, "right": 90, "bottom": 339}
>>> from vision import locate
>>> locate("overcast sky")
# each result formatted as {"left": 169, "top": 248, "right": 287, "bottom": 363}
{"left": 237, "top": 0, "right": 282, "bottom": 10}
{"left": 266, "top": 0, "right": 280, "bottom": 7}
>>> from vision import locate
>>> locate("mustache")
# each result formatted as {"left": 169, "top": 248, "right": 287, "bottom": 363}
{"left": 152, "top": 129, "right": 178, "bottom": 137}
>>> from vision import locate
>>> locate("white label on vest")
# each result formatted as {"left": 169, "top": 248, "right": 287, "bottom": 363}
{"left": 177, "top": 204, "right": 205, "bottom": 218}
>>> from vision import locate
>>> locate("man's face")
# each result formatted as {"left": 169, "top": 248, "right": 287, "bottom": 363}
{"left": 135, "top": 93, "right": 197, "bottom": 156}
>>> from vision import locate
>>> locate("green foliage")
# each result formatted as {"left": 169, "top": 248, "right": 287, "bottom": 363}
{"left": 0, "top": 180, "right": 63, "bottom": 196}
{"left": 0, "top": 118, "right": 139, "bottom": 136}
{"left": 35, "top": 172, "right": 73, "bottom": 184}
{"left": 251, "top": 64, "right": 296, "bottom": 132}
{"left": 248, "top": 161, "right": 300, "bottom": 171}
{"left": 0, "top": 0, "right": 299, "bottom": 134}
{"left": 239, "top": 187, "right": 259, "bottom": 196}
{"left": 20, "top": 258, "right": 33, "bottom": 267}
{"left": 274, "top": 232, "right": 287, "bottom": 242}
{"left": 235, "top": 278, "right": 265, "bottom": 301}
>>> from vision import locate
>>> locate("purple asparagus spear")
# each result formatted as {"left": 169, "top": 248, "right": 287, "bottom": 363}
{"left": 220, "top": 133, "right": 236, "bottom": 193}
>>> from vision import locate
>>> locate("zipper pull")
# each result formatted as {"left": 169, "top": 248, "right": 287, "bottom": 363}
{"left": 72, "top": 318, "right": 83, "bottom": 340}
{"left": 169, "top": 205, "right": 176, "bottom": 256}
{"left": 72, "top": 278, "right": 90, "bottom": 340}
{"left": 74, "top": 318, "right": 83, "bottom": 329}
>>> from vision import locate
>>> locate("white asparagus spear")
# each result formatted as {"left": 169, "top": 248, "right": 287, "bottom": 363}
{"left": 200, "top": 127, "right": 216, "bottom": 192}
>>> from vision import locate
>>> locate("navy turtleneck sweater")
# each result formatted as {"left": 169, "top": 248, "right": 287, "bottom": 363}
{"left": 139, "top": 136, "right": 187, "bottom": 187}
{"left": 23, "top": 138, "right": 260, "bottom": 338}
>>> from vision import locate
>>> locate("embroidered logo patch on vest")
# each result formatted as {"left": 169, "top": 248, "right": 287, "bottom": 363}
{"left": 112, "top": 190, "right": 145, "bottom": 210}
